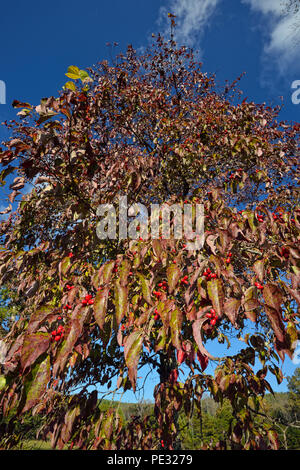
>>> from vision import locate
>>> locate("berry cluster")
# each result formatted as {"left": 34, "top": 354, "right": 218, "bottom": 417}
{"left": 157, "top": 280, "right": 167, "bottom": 290}
{"left": 280, "top": 246, "right": 289, "bottom": 259}
{"left": 51, "top": 324, "right": 65, "bottom": 342}
{"left": 66, "top": 284, "right": 74, "bottom": 291}
{"left": 225, "top": 252, "right": 232, "bottom": 264}
{"left": 153, "top": 290, "right": 162, "bottom": 299}
{"left": 206, "top": 308, "right": 219, "bottom": 326}
{"left": 272, "top": 211, "right": 284, "bottom": 222}
{"left": 203, "top": 268, "right": 217, "bottom": 280}
{"left": 113, "top": 260, "right": 120, "bottom": 273}
{"left": 153, "top": 308, "right": 160, "bottom": 321}
{"left": 254, "top": 281, "right": 264, "bottom": 290}
{"left": 257, "top": 212, "right": 264, "bottom": 223}
{"left": 180, "top": 275, "right": 189, "bottom": 285}
{"left": 82, "top": 294, "right": 94, "bottom": 305}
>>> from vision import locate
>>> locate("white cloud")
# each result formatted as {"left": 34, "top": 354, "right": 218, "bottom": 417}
{"left": 157, "top": 0, "right": 221, "bottom": 51}
{"left": 242, "top": 0, "right": 300, "bottom": 75}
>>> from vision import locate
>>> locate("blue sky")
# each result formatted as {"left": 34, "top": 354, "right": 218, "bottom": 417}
{"left": 0, "top": 0, "right": 299, "bottom": 401}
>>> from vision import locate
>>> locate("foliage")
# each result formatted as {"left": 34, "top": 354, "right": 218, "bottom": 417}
{"left": 0, "top": 21, "right": 299, "bottom": 449}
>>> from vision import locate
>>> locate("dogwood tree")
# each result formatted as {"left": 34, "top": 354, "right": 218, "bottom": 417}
{"left": 0, "top": 27, "right": 299, "bottom": 449}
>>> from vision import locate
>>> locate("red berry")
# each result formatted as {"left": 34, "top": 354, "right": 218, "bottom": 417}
{"left": 210, "top": 318, "right": 217, "bottom": 326}
{"left": 54, "top": 335, "right": 61, "bottom": 342}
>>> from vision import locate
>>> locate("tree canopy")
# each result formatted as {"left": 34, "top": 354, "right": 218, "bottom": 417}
{"left": 0, "top": 28, "right": 299, "bottom": 450}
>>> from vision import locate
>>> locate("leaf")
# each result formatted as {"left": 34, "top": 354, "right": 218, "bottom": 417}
{"left": 167, "top": 264, "right": 181, "bottom": 293}
{"left": 192, "top": 318, "right": 216, "bottom": 360}
{"left": 154, "top": 327, "right": 168, "bottom": 352}
{"left": 27, "top": 304, "right": 54, "bottom": 333}
{"left": 61, "top": 405, "right": 80, "bottom": 443}
{"left": 79, "top": 70, "right": 91, "bottom": 82}
{"left": 0, "top": 375, "right": 6, "bottom": 391}
{"left": 170, "top": 308, "right": 183, "bottom": 349}
{"left": 224, "top": 297, "right": 240, "bottom": 325}
{"left": 53, "top": 312, "right": 85, "bottom": 375}
{"left": 207, "top": 278, "right": 224, "bottom": 317}
{"left": 206, "top": 234, "right": 218, "bottom": 255}
{"left": 197, "top": 351, "right": 209, "bottom": 371}
{"left": 9, "top": 176, "right": 25, "bottom": 191}
{"left": 59, "top": 256, "right": 71, "bottom": 278}
{"left": 253, "top": 259, "right": 264, "bottom": 282}
{"left": 265, "top": 306, "right": 285, "bottom": 343}
{"left": 12, "top": 100, "right": 32, "bottom": 109}
{"left": 99, "top": 260, "right": 115, "bottom": 285}
{"left": 64, "top": 81, "right": 76, "bottom": 91}
{"left": 244, "top": 210, "right": 257, "bottom": 233}
{"left": 114, "top": 281, "right": 128, "bottom": 329}
{"left": 118, "top": 259, "right": 131, "bottom": 286}
{"left": 93, "top": 287, "right": 109, "bottom": 330}
{"left": 263, "top": 283, "right": 283, "bottom": 314}
{"left": 22, "top": 355, "right": 50, "bottom": 413}
{"left": 137, "top": 273, "right": 153, "bottom": 305}
{"left": 124, "top": 330, "right": 143, "bottom": 391}
{"left": 21, "top": 332, "right": 50, "bottom": 371}
{"left": 243, "top": 286, "right": 259, "bottom": 311}
{"left": 268, "top": 430, "right": 280, "bottom": 450}
{"left": 100, "top": 410, "right": 114, "bottom": 440}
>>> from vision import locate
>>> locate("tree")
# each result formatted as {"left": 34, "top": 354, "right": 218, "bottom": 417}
{"left": 0, "top": 22, "right": 299, "bottom": 450}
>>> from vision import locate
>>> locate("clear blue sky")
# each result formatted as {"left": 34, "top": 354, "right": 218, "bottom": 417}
{"left": 0, "top": 0, "right": 299, "bottom": 401}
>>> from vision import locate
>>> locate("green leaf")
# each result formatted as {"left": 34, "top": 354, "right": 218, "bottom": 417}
{"left": 154, "top": 327, "right": 168, "bottom": 351}
{"left": 79, "top": 70, "right": 91, "bottom": 82}
{"left": 99, "top": 260, "right": 115, "bottom": 285}
{"left": 64, "top": 81, "right": 76, "bottom": 91}
{"left": 22, "top": 355, "right": 50, "bottom": 413}
{"left": 59, "top": 256, "right": 71, "bottom": 278}
{"left": 118, "top": 259, "right": 131, "bottom": 286}
{"left": 65, "top": 65, "right": 80, "bottom": 80}
{"left": 124, "top": 330, "right": 143, "bottom": 391}
{"left": 114, "top": 281, "right": 128, "bottom": 328}
{"left": 0, "top": 375, "right": 6, "bottom": 391}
